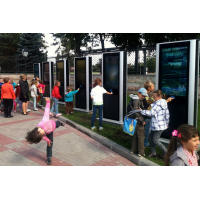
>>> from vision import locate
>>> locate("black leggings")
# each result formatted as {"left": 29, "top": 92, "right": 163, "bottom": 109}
{"left": 3, "top": 99, "right": 13, "bottom": 117}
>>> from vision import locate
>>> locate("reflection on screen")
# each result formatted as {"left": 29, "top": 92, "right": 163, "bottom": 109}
{"left": 43, "top": 63, "right": 50, "bottom": 97}
{"left": 160, "top": 46, "right": 188, "bottom": 96}
{"left": 104, "top": 56, "right": 119, "bottom": 90}
{"left": 75, "top": 59, "right": 86, "bottom": 109}
{"left": 57, "top": 61, "right": 64, "bottom": 101}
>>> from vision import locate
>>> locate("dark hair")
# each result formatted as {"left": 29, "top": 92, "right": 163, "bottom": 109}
{"left": 3, "top": 77, "right": 9, "bottom": 83}
{"left": 165, "top": 124, "right": 199, "bottom": 166}
{"left": 39, "top": 79, "right": 44, "bottom": 84}
{"left": 25, "top": 127, "right": 43, "bottom": 144}
{"left": 93, "top": 78, "right": 101, "bottom": 88}
{"left": 153, "top": 90, "right": 167, "bottom": 100}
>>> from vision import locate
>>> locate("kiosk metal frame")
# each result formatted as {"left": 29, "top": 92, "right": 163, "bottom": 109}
{"left": 156, "top": 39, "right": 199, "bottom": 141}
{"left": 74, "top": 56, "right": 92, "bottom": 112}
{"left": 56, "top": 59, "right": 70, "bottom": 104}
{"left": 42, "top": 61, "right": 54, "bottom": 99}
{"left": 101, "top": 51, "right": 127, "bottom": 125}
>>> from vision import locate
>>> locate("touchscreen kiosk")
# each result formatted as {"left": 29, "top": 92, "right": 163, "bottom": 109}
{"left": 102, "top": 51, "right": 127, "bottom": 125}
{"left": 156, "top": 40, "right": 199, "bottom": 139}
{"left": 56, "top": 59, "right": 70, "bottom": 104}
{"left": 33, "top": 63, "right": 41, "bottom": 79}
{"left": 74, "top": 56, "right": 92, "bottom": 112}
{"left": 42, "top": 61, "right": 54, "bottom": 98}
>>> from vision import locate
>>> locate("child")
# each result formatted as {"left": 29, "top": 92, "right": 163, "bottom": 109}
{"left": 25, "top": 97, "right": 64, "bottom": 165}
{"left": 30, "top": 80, "right": 38, "bottom": 111}
{"left": 143, "top": 81, "right": 174, "bottom": 147}
{"left": 50, "top": 80, "right": 62, "bottom": 117}
{"left": 65, "top": 86, "right": 79, "bottom": 115}
{"left": 36, "top": 80, "right": 45, "bottom": 107}
{"left": 14, "top": 83, "right": 21, "bottom": 112}
{"left": 165, "top": 124, "right": 199, "bottom": 166}
{"left": 130, "top": 88, "right": 148, "bottom": 157}
{"left": 140, "top": 90, "right": 170, "bottom": 159}
{"left": 90, "top": 78, "right": 113, "bottom": 131}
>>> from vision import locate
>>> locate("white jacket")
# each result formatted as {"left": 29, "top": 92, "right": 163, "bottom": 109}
{"left": 30, "top": 85, "right": 37, "bottom": 98}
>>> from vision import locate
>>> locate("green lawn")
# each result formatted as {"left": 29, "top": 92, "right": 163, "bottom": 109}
{"left": 35, "top": 93, "right": 200, "bottom": 166}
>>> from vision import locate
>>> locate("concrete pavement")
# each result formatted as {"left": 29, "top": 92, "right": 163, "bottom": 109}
{"left": 0, "top": 106, "right": 136, "bottom": 166}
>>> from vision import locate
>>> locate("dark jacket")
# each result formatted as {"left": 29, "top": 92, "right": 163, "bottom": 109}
{"left": 170, "top": 145, "right": 199, "bottom": 166}
{"left": 20, "top": 80, "right": 29, "bottom": 98}
{"left": 129, "top": 94, "right": 145, "bottom": 124}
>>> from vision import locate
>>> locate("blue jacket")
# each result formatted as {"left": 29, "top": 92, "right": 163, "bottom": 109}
{"left": 65, "top": 90, "right": 78, "bottom": 102}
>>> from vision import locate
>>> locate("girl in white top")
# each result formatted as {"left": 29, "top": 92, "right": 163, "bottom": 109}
{"left": 90, "top": 78, "right": 113, "bottom": 130}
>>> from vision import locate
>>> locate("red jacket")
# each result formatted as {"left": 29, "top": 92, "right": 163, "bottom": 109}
{"left": 1, "top": 83, "right": 16, "bottom": 100}
{"left": 15, "top": 86, "right": 21, "bottom": 97}
{"left": 52, "top": 86, "right": 61, "bottom": 100}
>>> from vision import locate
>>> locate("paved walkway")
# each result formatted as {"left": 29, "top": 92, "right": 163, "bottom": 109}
{"left": 0, "top": 106, "right": 136, "bottom": 166}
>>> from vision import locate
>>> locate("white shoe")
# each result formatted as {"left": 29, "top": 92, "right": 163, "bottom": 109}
{"left": 34, "top": 109, "right": 38, "bottom": 111}
{"left": 99, "top": 126, "right": 103, "bottom": 130}
{"left": 55, "top": 113, "right": 62, "bottom": 117}
{"left": 91, "top": 126, "right": 96, "bottom": 130}
{"left": 27, "top": 109, "right": 31, "bottom": 112}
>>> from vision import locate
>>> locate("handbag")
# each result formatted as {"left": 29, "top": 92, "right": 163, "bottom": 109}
{"left": 123, "top": 110, "right": 141, "bottom": 136}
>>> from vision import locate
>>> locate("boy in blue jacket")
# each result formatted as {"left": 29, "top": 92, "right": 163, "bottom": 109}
{"left": 65, "top": 86, "right": 79, "bottom": 115}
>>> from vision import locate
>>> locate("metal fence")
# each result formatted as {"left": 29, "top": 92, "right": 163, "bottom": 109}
{"left": 81, "top": 46, "right": 156, "bottom": 74}
{"left": 0, "top": 55, "right": 47, "bottom": 73}
{"left": 0, "top": 46, "right": 156, "bottom": 74}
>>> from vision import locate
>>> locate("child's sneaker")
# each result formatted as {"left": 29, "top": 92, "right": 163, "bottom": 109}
{"left": 47, "top": 158, "right": 52, "bottom": 165}
{"left": 99, "top": 126, "right": 103, "bottom": 130}
{"left": 71, "top": 112, "right": 73, "bottom": 114}
{"left": 60, "top": 122, "right": 65, "bottom": 126}
{"left": 55, "top": 113, "right": 62, "bottom": 117}
{"left": 67, "top": 113, "right": 69, "bottom": 115}
{"left": 91, "top": 126, "right": 96, "bottom": 130}
{"left": 34, "top": 109, "right": 38, "bottom": 111}
{"left": 27, "top": 109, "right": 31, "bottom": 112}
{"left": 14, "top": 110, "right": 16, "bottom": 113}
{"left": 49, "top": 112, "right": 54, "bottom": 116}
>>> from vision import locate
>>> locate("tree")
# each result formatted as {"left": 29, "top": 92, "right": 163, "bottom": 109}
{"left": 52, "top": 33, "right": 90, "bottom": 56}
{"left": 0, "top": 33, "right": 21, "bottom": 55}
{"left": 142, "top": 33, "right": 200, "bottom": 46}
{"left": 17, "top": 33, "right": 47, "bottom": 59}
{"left": 110, "top": 33, "right": 143, "bottom": 52}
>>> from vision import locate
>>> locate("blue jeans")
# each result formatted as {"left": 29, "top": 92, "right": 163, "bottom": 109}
{"left": 46, "top": 121, "right": 61, "bottom": 158}
{"left": 144, "top": 118, "right": 151, "bottom": 147}
{"left": 33, "top": 97, "right": 36, "bottom": 110}
{"left": 50, "top": 98, "right": 59, "bottom": 115}
{"left": 91, "top": 104, "right": 103, "bottom": 127}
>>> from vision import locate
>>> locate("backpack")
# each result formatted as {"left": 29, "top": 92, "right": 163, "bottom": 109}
{"left": 127, "top": 99, "right": 134, "bottom": 114}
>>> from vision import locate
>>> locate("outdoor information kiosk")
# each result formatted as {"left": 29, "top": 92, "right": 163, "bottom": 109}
{"left": 156, "top": 40, "right": 199, "bottom": 139}
{"left": 33, "top": 63, "right": 41, "bottom": 79}
{"left": 56, "top": 59, "right": 70, "bottom": 104}
{"left": 42, "top": 61, "right": 54, "bottom": 98}
{"left": 74, "top": 56, "right": 92, "bottom": 112}
{"left": 102, "top": 51, "right": 127, "bottom": 125}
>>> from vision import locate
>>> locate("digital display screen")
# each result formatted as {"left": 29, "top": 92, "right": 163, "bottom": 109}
{"left": 103, "top": 53, "right": 120, "bottom": 121}
{"left": 159, "top": 42, "right": 190, "bottom": 139}
{"left": 34, "top": 64, "right": 39, "bottom": 78}
{"left": 75, "top": 59, "right": 86, "bottom": 109}
{"left": 160, "top": 46, "right": 189, "bottom": 96}
{"left": 43, "top": 62, "right": 50, "bottom": 97}
{"left": 56, "top": 61, "right": 64, "bottom": 102}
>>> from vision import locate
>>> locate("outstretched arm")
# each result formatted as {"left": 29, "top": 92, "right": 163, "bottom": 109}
{"left": 41, "top": 98, "right": 50, "bottom": 122}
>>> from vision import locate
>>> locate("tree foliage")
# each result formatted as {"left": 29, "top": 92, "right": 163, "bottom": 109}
{"left": 17, "top": 33, "right": 47, "bottom": 58}
{"left": 0, "top": 33, "right": 21, "bottom": 55}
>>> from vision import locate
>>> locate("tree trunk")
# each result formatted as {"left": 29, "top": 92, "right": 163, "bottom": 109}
{"left": 99, "top": 33, "right": 105, "bottom": 52}
{"left": 75, "top": 34, "right": 81, "bottom": 57}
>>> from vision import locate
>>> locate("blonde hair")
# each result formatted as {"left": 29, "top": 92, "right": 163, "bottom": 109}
{"left": 144, "top": 81, "right": 154, "bottom": 90}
